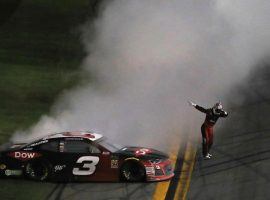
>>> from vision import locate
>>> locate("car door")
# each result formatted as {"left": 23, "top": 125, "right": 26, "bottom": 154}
{"left": 36, "top": 138, "right": 68, "bottom": 181}
{"left": 58, "top": 138, "right": 111, "bottom": 181}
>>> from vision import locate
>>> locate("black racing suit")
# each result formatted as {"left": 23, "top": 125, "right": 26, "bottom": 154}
{"left": 195, "top": 105, "right": 228, "bottom": 156}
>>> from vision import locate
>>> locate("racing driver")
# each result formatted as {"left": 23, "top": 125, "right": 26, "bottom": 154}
{"left": 188, "top": 101, "right": 228, "bottom": 159}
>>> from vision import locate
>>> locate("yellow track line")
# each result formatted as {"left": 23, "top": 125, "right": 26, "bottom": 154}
{"left": 173, "top": 141, "right": 197, "bottom": 200}
{"left": 152, "top": 127, "right": 198, "bottom": 200}
{"left": 152, "top": 138, "right": 181, "bottom": 200}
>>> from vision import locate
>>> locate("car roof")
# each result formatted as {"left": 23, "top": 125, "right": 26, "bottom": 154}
{"left": 42, "top": 131, "right": 103, "bottom": 142}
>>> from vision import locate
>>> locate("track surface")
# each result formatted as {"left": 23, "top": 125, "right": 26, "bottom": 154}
{"left": 0, "top": 179, "right": 160, "bottom": 200}
{"left": 45, "top": 183, "right": 155, "bottom": 200}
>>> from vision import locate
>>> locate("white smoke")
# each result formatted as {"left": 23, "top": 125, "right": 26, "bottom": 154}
{"left": 12, "top": 0, "right": 270, "bottom": 150}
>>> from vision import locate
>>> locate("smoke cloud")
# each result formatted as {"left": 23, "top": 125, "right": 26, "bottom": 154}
{"left": 12, "top": 0, "right": 270, "bottom": 150}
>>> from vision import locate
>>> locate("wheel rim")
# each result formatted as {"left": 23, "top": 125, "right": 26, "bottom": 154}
{"left": 122, "top": 162, "right": 145, "bottom": 181}
{"left": 26, "top": 162, "right": 49, "bottom": 181}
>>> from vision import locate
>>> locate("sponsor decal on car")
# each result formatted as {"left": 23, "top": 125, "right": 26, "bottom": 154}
{"left": 29, "top": 140, "right": 48, "bottom": 147}
{"left": 5, "top": 169, "right": 23, "bottom": 176}
{"left": 145, "top": 166, "right": 155, "bottom": 175}
{"left": 73, "top": 156, "right": 100, "bottom": 175}
{"left": 111, "top": 160, "right": 118, "bottom": 168}
{"left": 59, "top": 141, "right": 64, "bottom": 152}
{"left": 155, "top": 165, "right": 161, "bottom": 169}
{"left": 23, "top": 147, "right": 33, "bottom": 151}
{"left": 8, "top": 151, "right": 42, "bottom": 161}
{"left": 54, "top": 165, "right": 66, "bottom": 172}
{"left": 135, "top": 148, "right": 152, "bottom": 156}
{"left": 0, "top": 164, "right": 6, "bottom": 170}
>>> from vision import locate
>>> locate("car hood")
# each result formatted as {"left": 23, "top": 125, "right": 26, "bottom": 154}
{"left": 0, "top": 142, "right": 26, "bottom": 152}
{"left": 117, "top": 146, "right": 169, "bottom": 159}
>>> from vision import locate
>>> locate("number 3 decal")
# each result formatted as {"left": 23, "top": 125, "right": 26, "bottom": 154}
{"left": 73, "top": 156, "right": 100, "bottom": 175}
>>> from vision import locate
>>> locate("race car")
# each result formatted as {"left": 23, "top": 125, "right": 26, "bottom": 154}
{"left": 0, "top": 131, "right": 174, "bottom": 182}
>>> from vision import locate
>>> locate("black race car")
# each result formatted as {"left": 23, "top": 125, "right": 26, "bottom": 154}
{"left": 0, "top": 131, "right": 174, "bottom": 182}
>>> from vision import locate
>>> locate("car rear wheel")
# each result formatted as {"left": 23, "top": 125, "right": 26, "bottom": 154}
{"left": 25, "top": 160, "right": 51, "bottom": 181}
{"left": 120, "top": 161, "right": 146, "bottom": 182}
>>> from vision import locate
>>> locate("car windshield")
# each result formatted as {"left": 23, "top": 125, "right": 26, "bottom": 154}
{"left": 97, "top": 138, "right": 123, "bottom": 152}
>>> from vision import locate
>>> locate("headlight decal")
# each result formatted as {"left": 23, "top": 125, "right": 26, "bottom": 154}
{"left": 145, "top": 166, "right": 155, "bottom": 175}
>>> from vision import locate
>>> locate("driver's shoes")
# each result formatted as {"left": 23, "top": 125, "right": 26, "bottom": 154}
{"left": 204, "top": 154, "right": 211, "bottom": 159}
{"left": 203, "top": 153, "right": 212, "bottom": 159}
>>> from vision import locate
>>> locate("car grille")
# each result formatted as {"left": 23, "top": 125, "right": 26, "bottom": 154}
{"left": 164, "top": 164, "right": 173, "bottom": 175}
{"left": 155, "top": 168, "right": 164, "bottom": 176}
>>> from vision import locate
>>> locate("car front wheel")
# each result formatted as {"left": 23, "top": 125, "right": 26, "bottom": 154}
{"left": 24, "top": 159, "right": 51, "bottom": 181}
{"left": 120, "top": 161, "right": 146, "bottom": 182}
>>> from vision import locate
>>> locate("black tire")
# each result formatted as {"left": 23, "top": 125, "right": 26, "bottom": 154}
{"left": 120, "top": 161, "right": 146, "bottom": 182}
{"left": 24, "top": 159, "right": 51, "bottom": 181}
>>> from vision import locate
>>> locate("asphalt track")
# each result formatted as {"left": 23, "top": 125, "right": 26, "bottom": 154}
{"left": 44, "top": 182, "right": 154, "bottom": 200}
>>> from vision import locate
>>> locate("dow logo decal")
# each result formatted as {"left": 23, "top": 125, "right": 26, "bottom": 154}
{"left": 8, "top": 152, "right": 41, "bottom": 161}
